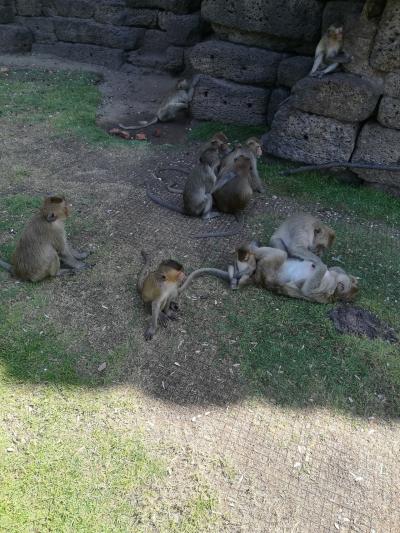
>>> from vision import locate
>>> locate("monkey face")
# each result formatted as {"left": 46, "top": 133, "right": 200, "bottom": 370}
{"left": 246, "top": 138, "right": 262, "bottom": 157}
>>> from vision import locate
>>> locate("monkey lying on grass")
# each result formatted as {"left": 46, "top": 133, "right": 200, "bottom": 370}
{"left": 0, "top": 195, "right": 90, "bottom": 282}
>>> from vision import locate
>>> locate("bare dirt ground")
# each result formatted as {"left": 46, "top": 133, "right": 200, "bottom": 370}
{"left": 1, "top": 53, "right": 399, "bottom": 532}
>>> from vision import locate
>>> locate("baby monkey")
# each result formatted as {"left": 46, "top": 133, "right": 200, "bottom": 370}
{"left": 119, "top": 76, "right": 200, "bottom": 130}
{"left": 310, "top": 25, "right": 351, "bottom": 78}
{"left": 0, "top": 195, "right": 90, "bottom": 282}
{"left": 137, "top": 251, "right": 186, "bottom": 340}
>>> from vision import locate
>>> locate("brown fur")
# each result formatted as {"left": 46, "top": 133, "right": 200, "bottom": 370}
{"left": 251, "top": 245, "right": 358, "bottom": 304}
{"left": 213, "top": 155, "right": 253, "bottom": 214}
{"left": 218, "top": 137, "right": 264, "bottom": 193}
{"left": 8, "top": 196, "right": 88, "bottom": 282}
{"left": 269, "top": 213, "right": 336, "bottom": 264}
{"left": 137, "top": 252, "right": 185, "bottom": 340}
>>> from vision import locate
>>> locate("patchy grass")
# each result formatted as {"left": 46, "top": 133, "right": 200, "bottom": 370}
{"left": 189, "top": 121, "right": 265, "bottom": 143}
{"left": 261, "top": 161, "right": 400, "bottom": 228}
{"left": 191, "top": 123, "right": 400, "bottom": 227}
{"left": 0, "top": 69, "right": 121, "bottom": 144}
{"left": 222, "top": 218, "right": 400, "bottom": 417}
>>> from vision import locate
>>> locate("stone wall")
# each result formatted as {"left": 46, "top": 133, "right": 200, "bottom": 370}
{"left": 0, "top": 0, "right": 399, "bottom": 191}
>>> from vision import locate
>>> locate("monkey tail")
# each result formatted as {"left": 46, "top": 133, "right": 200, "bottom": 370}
{"left": 192, "top": 214, "right": 244, "bottom": 239}
{"left": 0, "top": 258, "right": 12, "bottom": 274}
{"left": 118, "top": 117, "right": 158, "bottom": 131}
{"left": 146, "top": 184, "right": 185, "bottom": 214}
{"left": 137, "top": 250, "right": 150, "bottom": 293}
{"left": 179, "top": 268, "right": 230, "bottom": 293}
{"left": 167, "top": 185, "right": 184, "bottom": 194}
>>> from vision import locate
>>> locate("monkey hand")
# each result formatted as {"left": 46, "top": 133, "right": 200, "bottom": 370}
{"left": 165, "top": 309, "right": 178, "bottom": 321}
{"left": 144, "top": 325, "right": 156, "bottom": 341}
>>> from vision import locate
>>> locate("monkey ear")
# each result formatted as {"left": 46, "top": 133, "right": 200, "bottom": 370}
{"left": 46, "top": 212, "right": 57, "bottom": 222}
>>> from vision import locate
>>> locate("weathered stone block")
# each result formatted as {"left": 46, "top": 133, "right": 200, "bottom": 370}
{"left": 0, "top": 23, "right": 32, "bottom": 53}
{"left": 136, "top": 29, "right": 169, "bottom": 52}
{"left": 384, "top": 73, "right": 400, "bottom": 98}
{"left": 370, "top": 0, "right": 400, "bottom": 72}
{"left": 158, "top": 11, "right": 201, "bottom": 46}
{"left": 377, "top": 97, "right": 400, "bottom": 130}
{"left": 267, "top": 87, "right": 290, "bottom": 125}
{"left": 32, "top": 42, "right": 126, "bottom": 69}
{"left": 95, "top": 3, "right": 158, "bottom": 27}
{"left": 190, "top": 40, "right": 284, "bottom": 86}
{"left": 264, "top": 105, "right": 358, "bottom": 164}
{"left": 201, "top": 0, "right": 323, "bottom": 45}
{"left": 277, "top": 56, "right": 313, "bottom": 88}
{"left": 0, "top": 6, "right": 13, "bottom": 23}
{"left": 53, "top": 18, "right": 144, "bottom": 49}
{"left": 352, "top": 121, "right": 400, "bottom": 187}
{"left": 342, "top": 9, "right": 381, "bottom": 80}
{"left": 53, "top": 0, "right": 94, "bottom": 19}
{"left": 15, "top": 0, "right": 41, "bottom": 16}
{"left": 126, "top": 0, "right": 201, "bottom": 14}
{"left": 126, "top": 45, "right": 184, "bottom": 73}
{"left": 322, "top": 1, "right": 364, "bottom": 31}
{"left": 291, "top": 74, "right": 381, "bottom": 123}
{"left": 191, "top": 75, "right": 270, "bottom": 125}
{"left": 16, "top": 16, "right": 56, "bottom": 43}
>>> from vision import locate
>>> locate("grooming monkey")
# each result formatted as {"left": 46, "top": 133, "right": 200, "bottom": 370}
{"left": 0, "top": 196, "right": 90, "bottom": 282}
{"left": 148, "top": 141, "right": 232, "bottom": 219}
{"left": 269, "top": 213, "right": 336, "bottom": 264}
{"left": 137, "top": 251, "right": 186, "bottom": 340}
{"left": 310, "top": 26, "right": 351, "bottom": 78}
{"left": 119, "top": 76, "right": 200, "bottom": 131}
{"left": 250, "top": 245, "right": 358, "bottom": 304}
{"left": 178, "top": 241, "right": 260, "bottom": 292}
{"left": 167, "top": 131, "right": 231, "bottom": 191}
{"left": 218, "top": 137, "right": 264, "bottom": 193}
{"left": 213, "top": 155, "right": 253, "bottom": 215}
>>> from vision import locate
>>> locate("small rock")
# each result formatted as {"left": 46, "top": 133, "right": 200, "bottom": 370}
{"left": 97, "top": 362, "right": 107, "bottom": 372}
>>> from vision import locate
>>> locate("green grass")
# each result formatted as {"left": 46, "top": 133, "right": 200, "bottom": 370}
{"left": 189, "top": 121, "right": 265, "bottom": 143}
{"left": 190, "top": 122, "right": 400, "bottom": 228}
{"left": 0, "top": 69, "right": 124, "bottom": 144}
{"left": 222, "top": 218, "right": 400, "bottom": 418}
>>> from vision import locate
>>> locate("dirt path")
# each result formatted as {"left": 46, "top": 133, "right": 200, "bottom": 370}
{"left": 0, "top": 53, "right": 399, "bottom": 532}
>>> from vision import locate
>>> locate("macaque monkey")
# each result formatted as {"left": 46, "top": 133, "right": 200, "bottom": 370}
{"left": 310, "top": 26, "right": 351, "bottom": 78}
{"left": 0, "top": 195, "right": 90, "bottom": 282}
{"left": 178, "top": 240, "right": 260, "bottom": 292}
{"left": 119, "top": 76, "right": 200, "bottom": 130}
{"left": 202, "top": 131, "right": 231, "bottom": 164}
{"left": 228, "top": 242, "right": 258, "bottom": 289}
{"left": 269, "top": 213, "right": 336, "bottom": 265}
{"left": 137, "top": 251, "right": 186, "bottom": 340}
{"left": 219, "top": 137, "right": 264, "bottom": 193}
{"left": 213, "top": 155, "right": 253, "bottom": 215}
{"left": 148, "top": 143, "right": 231, "bottom": 219}
{"left": 250, "top": 245, "right": 358, "bottom": 303}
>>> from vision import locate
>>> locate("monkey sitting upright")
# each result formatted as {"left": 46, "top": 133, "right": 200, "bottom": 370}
{"left": 137, "top": 251, "right": 186, "bottom": 340}
{"left": 251, "top": 245, "right": 358, "bottom": 304}
{"left": 148, "top": 141, "right": 230, "bottom": 219}
{"left": 218, "top": 137, "right": 264, "bottom": 193}
{"left": 119, "top": 76, "right": 200, "bottom": 131}
{"left": 269, "top": 213, "right": 336, "bottom": 265}
{"left": 0, "top": 195, "right": 90, "bottom": 282}
{"left": 309, "top": 25, "right": 351, "bottom": 78}
{"left": 213, "top": 155, "right": 254, "bottom": 215}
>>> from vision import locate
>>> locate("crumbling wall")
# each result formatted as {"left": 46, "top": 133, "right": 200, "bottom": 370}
{"left": 0, "top": 0, "right": 399, "bottom": 192}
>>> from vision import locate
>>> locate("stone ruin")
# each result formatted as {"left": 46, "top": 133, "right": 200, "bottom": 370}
{"left": 0, "top": 0, "right": 399, "bottom": 193}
